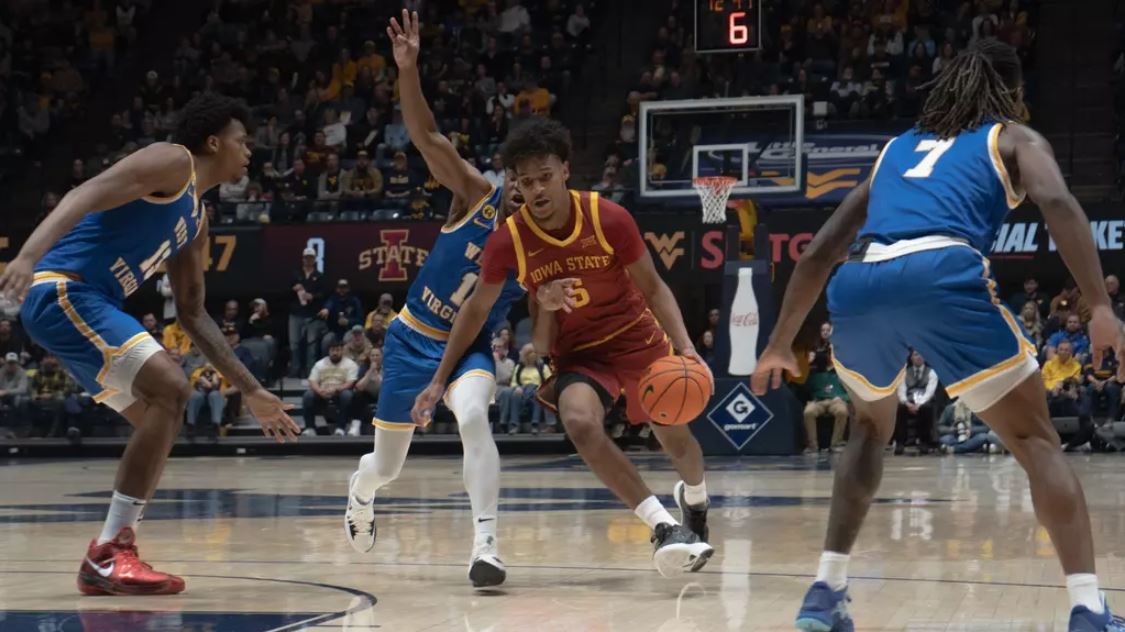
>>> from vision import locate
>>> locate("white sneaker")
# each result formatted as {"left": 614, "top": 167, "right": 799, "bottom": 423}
{"left": 333, "top": 428, "right": 346, "bottom": 436}
{"left": 301, "top": 428, "right": 317, "bottom": 437}
{"left": 468, "top": 534, "right": 506, "bottom": 588}
{"left": 344, "top": 471, "right": 376, "bottom": 553}
{"left": 347, "top": 419, "right": 362, "bottom": 436}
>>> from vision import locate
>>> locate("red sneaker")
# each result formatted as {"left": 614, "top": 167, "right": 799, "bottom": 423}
{"left": 77, "top": 527, "right": 186, "bottom": 596}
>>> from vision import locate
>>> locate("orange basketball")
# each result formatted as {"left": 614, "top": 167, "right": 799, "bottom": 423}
{"left": 638, "top": 356, "right": 714, "bottom": 425}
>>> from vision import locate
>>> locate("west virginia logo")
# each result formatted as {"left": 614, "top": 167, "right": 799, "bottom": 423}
{"left": 643, "top": 232, "right": 686, "bottom": 269}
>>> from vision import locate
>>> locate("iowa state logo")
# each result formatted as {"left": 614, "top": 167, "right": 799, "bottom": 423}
{"left": 357, "top": 229, "right": 432, "bottom": 282}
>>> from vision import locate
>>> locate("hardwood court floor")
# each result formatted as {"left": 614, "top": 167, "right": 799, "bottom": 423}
{"left": 1, "top": 453, "right": 1124, "bottom": 631}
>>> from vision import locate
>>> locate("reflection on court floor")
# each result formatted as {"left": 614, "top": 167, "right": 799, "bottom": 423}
{"left": 1, "top": 455, "right": 1122, "bottom": 631}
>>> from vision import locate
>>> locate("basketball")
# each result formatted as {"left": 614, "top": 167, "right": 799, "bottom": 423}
{"left": 638, "top": 356, "right": 714, "bottom": 426}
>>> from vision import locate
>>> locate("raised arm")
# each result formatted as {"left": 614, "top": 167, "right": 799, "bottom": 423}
{"left": 388, "top": 9, "right": 491, "bottom": 204}
{"left": 752, "top": 180, "right": 870, "bottom": 393}
{"left": 166, "top": 227, "right": 301, "bottom": 442}
{"left": 1007, "top": 124, "right": 1123, "bottom": 372}
{"left": 0, "top": 143, "right": 191, "bottom": 301}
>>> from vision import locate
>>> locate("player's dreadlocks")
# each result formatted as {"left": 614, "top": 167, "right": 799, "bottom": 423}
{"left": 916, "top": 38, "right": 1023, "bottom": 139}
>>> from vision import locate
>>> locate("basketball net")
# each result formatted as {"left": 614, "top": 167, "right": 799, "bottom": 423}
{"left": 692, "top": 176, "right": 737, "bottom": 224}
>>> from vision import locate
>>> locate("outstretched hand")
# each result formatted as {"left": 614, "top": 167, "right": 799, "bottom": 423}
{"left": 246, "top": 388, "right": 301, "bottom": 442}
{"left": 750, "top": 345, "right": 799, "bottom": 396}
{"left": 0, "top": 256, "right": 33, "bottom": 303}
{"left": 387, "top": 9, "right": 421, "bottom": 69}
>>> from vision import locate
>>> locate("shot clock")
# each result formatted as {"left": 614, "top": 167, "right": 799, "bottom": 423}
{"left": 695, "top": 0, "right": 762, "bottom": 54}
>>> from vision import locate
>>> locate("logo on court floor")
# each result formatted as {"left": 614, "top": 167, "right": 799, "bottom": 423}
{"left": 706, "top": 383, "right": 774, "bottom": 450}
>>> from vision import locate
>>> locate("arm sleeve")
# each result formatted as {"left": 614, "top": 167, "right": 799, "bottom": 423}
{"left": 896, "top": 378, "right": 908, "bottom": 404}
{"left": 480, "top": 223, "right": 518, "bottom": 284}
{"left": 597, "top": 198, "right": 647, "bottom": 266}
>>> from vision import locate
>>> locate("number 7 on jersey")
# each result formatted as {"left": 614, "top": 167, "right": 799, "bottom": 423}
{"left": 903, "top": 138, "right": 955, "bottom": 179}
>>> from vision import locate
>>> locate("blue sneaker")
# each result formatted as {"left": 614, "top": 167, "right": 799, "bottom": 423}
{"left": 795, "top": 581, "right": 853, "bottom": 632}
{"left": 1069, "top": 594, "right": 1125, "bottom": 632}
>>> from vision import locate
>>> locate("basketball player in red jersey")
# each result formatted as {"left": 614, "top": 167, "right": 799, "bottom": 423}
{"left": 413, "top": 118, "right": 714, "bottom": 577}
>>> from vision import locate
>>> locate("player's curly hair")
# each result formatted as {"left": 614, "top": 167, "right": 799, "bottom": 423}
{"left": 499, "top": 117, "right": 572, "bottom": 169}
{"left": 917, "top": 38, "right": 1023, "bottom": 139}
{"left": 172, "top": 93, "right": 251, "bottom": 153}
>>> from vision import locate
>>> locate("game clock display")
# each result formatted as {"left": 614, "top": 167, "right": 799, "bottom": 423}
{"left": 695, "top": 0, "right": 761, "bottom": 53}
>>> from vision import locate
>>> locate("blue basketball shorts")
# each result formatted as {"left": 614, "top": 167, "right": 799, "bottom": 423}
{"left": 21, "top": 273, "right": 164, "bottom": 412}
{"left": 826, "top": 237, "right": 1039, "bottom": 412}
{"left": 374, "top": 318, "right": 495, "bottom": 429}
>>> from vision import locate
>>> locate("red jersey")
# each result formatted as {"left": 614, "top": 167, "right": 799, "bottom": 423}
{"left": 481, "top": 191, "right": 654, "bottom": 357}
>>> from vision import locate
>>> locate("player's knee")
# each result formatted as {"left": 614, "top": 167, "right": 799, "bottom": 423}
{"left": 560, "top": 410, "right": 602, "bottom": 447}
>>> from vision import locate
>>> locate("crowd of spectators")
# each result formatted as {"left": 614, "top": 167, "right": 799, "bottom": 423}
{"left": 2, "top": 0, "right": 154, "bottom": 175}
{"left": 795, "top": 273, "right": 1125, "bottom": 456}
{"left": 32, "top": 0, "right": 598, "bottom": 226}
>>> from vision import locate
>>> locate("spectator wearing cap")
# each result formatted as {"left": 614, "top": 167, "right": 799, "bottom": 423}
{"left": 343, "top": 325, "right": 373, "bottom": 364}
{"left": 344, "top": 150, "right": 383, "bottom": 204}
{"left": 384, "top": 151, "right": 414, "bottom": 204}
{"left": 1045, "top": 314, "right": 1091, "bottom": 364}
{"left": 365, "top": 294, "right": 397, "bottom": 345}
{"left": 0, "top": 352, "right": 29, "bottom": 427}
{"left": 319, "top": 279, "right": 365, "bottom": 354}
{"left": 302, "top": 340, "right": 358, "bottom": 436}
{"left": 289, "top": 247, "right": 329, "bottom": 378}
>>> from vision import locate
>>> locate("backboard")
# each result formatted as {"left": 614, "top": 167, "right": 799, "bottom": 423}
{"left": 638, "top": 95, "right": 805, "bottom": 200}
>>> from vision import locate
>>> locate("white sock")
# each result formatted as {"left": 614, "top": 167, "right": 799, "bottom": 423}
{"left": 1066, "top": 574, "right": 1104, "bottom": 614}
{"left": 447, "top": 375, "right": 501, "bottom": 541}
{"left": 815, "top": 551, "right": 850, "bottom": 591}
{"left": 683, "top": 480, "right": 708, "bottom": 507}
{"left": 351, "top": 426, "right": 414, "bottom": 504}
{"left": 635, "top": 495, "right": 678, "bottom": 529}
{"left": 97, "top": 491, "right": 146, "bottom": 545}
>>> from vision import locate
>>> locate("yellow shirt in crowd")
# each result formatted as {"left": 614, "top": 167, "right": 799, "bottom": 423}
{"left": 1042, "top": 356, "right": 1081, "bottom": 391}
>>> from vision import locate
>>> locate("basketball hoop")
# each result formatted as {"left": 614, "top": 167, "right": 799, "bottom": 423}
{"left": 692, "top": 176, "right": 737, "bottom": 224}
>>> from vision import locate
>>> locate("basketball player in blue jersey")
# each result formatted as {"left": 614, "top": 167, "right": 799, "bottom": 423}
{"left": 752, "top": 40, "right": 1125, "bottom": 632}
{"left": 0, "top": 94, "right": 300, "bottom": 596}
{"left": 343, "top": 10, "right": 532, "bottom": 588}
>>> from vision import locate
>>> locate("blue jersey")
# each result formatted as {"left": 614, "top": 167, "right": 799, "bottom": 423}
{"left": 860, "top": 122, "right": 1025, "bottom": 253}
{"left": 36, "top": 144, "right": 203, "bottom": 303}
{"left": 396, "top": 186, "right": 523, "bottom": 339}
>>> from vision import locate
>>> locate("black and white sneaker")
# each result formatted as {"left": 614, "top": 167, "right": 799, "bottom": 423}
{"left": 468, "top": 534, "right": 506, "bottom": 588}
{"left": 651, "top": 523, "right": 714, "bottom": 578}
{"left": 344, "top": 471, "right": 376, "bottom": 553}
{"left": 673, "top": 480, "right": 710, "bottom": 545}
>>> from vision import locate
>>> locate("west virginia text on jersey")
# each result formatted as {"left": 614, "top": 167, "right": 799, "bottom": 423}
{"left": 396, "top": 186, "right": 523, "bottom": 340}
{"left": 36, "top": 144, "right": 203, "bottom": 302}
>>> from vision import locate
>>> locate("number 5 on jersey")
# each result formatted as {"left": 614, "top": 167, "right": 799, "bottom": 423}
{"left": 903, "top": 138, "right": 955, "bottom": 179}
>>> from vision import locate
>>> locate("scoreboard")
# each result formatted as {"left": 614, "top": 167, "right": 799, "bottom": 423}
{"left": 695, "top": 0, "right": 761, "bottom": 54}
